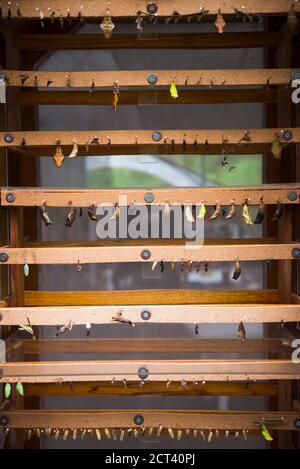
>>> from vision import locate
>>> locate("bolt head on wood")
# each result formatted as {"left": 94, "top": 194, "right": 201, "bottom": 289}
{"left": 147, "top": 73, "right": 158, "bottom": 85}
{"left": 152, "top": 131, "right": 162, "bottom": 142}
{"left": 134, "top": 415, "right": 144, "bottom": 426}
{"left": 141, "top": 249, "right": 151, "bottom": 260}
{"left": 5, "top": 192, "right": 16, "bottom": 203}
{"left": 138, "top": 367, "right": 149, "bottom": 379}
{"left": 294, "top": 418, "right": 300, "bottom": 429}
{"left": 141, "top": 310, "right": 151, "bottom": 321}
{"left": 287, "top": 191, "right": 298, "bottom": 202}
{"left": 282, "top": 130, "right": 293, "bottom": 142}
{"left": 144, "top": 192, "right": 154, "bottom": 203}
{"left": 0, "top": 253, "right": 9, "bottom": 263}
{"left": 4, "top": 134, "right": 14, "bottom": 144}
{"left": 147, "top": 3, "right": 158, "bottom": 14}
{"left": 0, "top": 415, "right": 9, "bottom": 426}
{"left": 292, "top": 248, "right": 300, "bottom": 259}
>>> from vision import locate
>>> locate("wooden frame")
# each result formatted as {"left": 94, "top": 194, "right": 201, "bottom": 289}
{"left": 1, "top": 410, "right": 299, "bottom": 431}
{"left": 0, "top": 243, "right": 298, "bottom": 265}
{"left": 0, "top": 1, "right": 298, "bottom": 17}
{"left": 1, "top": 304, "right": 300, "bottom": 325}
{"left": 0, "top": 129, "right": 297, "bottom": 147}
{"left": 1, "top": 359, "right": 300, "bottom": 382}
{"left": 1, "top": 69, "right": 296, "bottom": 87}
{"left": 2, "top": 184, "right": 300, "bottom": 206}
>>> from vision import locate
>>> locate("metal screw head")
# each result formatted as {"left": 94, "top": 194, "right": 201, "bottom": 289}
{"left": 292, "top": 248, "right": 300, "bottom": 259}
{"left": 6, "top": 192, "right": 16, "bottom": 203}
{"left": 152, "top": 131, "right": 162, "bottom": 142}
{"left": 147, "top": 73, "right": 158, "bottom": 85}
{"left": 0, "top": 415, "right": 9, "bottom": 426}
{"left": 292, "top": 71, "right": 300, "bottom": 80}
{"left": 282, "top": 130, "right": 293, "bottom": 142}
{"left": 141, "top": 249, "right": 151, "bottom": 260}
{"left": 141, "top": 310, "right": 151, "bottom": 321}
{"left": 288, "top": 191, "right": 298, "bottom": 202}
{"left": 144, "top": 192, "right": 154, "bottom": 204}
{"left": 294, "top": 418, "right": 300, "bottom": 429}
{"left": 138, "top": 367, "right": 149, "bottom": 379}
{"left": 4, "top": 134, "right": 14, "bottom": 144}
{"left": 147, "top": 3, "right": 158, "bottom": 14}
{"left": 134, "top": 415, "right": 144, "bottom": 426}
{"left": 0, "top": 253, "right": 9, "bottom": 263}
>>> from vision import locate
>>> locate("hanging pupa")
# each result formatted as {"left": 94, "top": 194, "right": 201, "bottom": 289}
{"left": 260, "top": 422, "right": 273, "bottom": 441}
{"left": 242, "top": 200, "right": 253, "bottom": 225}
{"left": 53, "top": 140, "right": 65, "bottom": 168}
{"left": 164, "top": 203, "right": 170, "bottom": 216}
{"left": 65, "top": 205, "right": 77, "bottom": 227}
{"left": 210, "top": 203, "right": 222, "bottom": 220}
{"left": 4, "top": 383, "right": 11, "bottom": 399}
{"left": 232, "top": 260, "right": 241, "bottom": 280}
{"left": 207, "top": 430, "right": 213, "bottom": 443}
{"left": 171, "top": 260, "right": 175, "bottom": 272}
{"left": 55, "top": 320, "right": 74, "bottom": 337}
{"left": 86, "top": 323, "right": 91, "bottom": 336}
{"left": 113, "top": 82, "right": 119, "bottom": 111}
{"left": 225, "top": 201, "right": 236, "bottom": 220}
{"left": 88, "top": 203, "right": 98, "bottom": 221}
{"left": 95, "top": 429, "right": 101, "bottom": 440}
{"left": 68, "top": 139, "right": 78, "bottom": 158}
{"left": 287, "top": 4, "right": 299, "bottom": 35}
{"left": 214, "top": 9, "right": 226, "bottom": 33}
{"left": 185, "top": 206, "right": 195, "bottom": 223}
{"left": 254, "top": 197, "right": 266, "bottom": 224}
{"left": 170, "top": 80, "right": 178, "bottom": 99}
{"left": 63, "top": 429, "right": 69, "bottom": 440}
{"left": 271, "top": 201, "right": 284, "bottom": 222}
{"left": 271, "top": 133, "right": 282, "bottom": 159}
{"left": 40, "top": 203, "right": 52, "bottom": 226}
{"left": 237, "top": 321, "right": 246, "bottom": 341}
{"left": 101, "top": 9, "right": 115, "bottom": 39}
{"left": 197, "top": 202, "right": 206, "bottom": 219}
{"left": 152, "top": 260, "right": 158, "bottom": 271}
{"left": 24, "top": 263, "right": 29, "bottom": 277}
{"left": 168, "top": 427, "right": 175, "bottom": 439}
{"left": 16, "top": 382, "right": 24, "bottom": 397}
{"left": 110, "top": 203, "right": 120, "bottom": 220}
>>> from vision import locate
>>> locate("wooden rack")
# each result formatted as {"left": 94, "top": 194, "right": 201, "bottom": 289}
{"left": 2, "top": 185, "right": 300, "bottom": 206}
{"left": 1, "top": 359, "right": 300, "bottom": 382}
{"left": 1, "top": 410, "right": 299, "bottom": 431}
{"left": 1, "top": 304, "right": 300, "bottom": 325}
{"left": 1, "top": 69, "right": 296, "bottom": 87}
{"left": 0, "top": 128, "right": 297, "bottom": 147}
{"left": 0, "top": 0, "right": 298, "bottom": 17}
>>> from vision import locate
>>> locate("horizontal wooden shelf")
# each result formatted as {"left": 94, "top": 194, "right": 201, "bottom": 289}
{"left": 19, "top": 89, "right": 278, "bottom": 106}
{"left": 2, "top": 184, "right": 299, "bottom": 206}
{"left": 0, "top": 129, "right": 297, "bottom": 148}
{"left": 1, "top": 359, "right": 299, "bottom": 382}
{"left": 18, "top": 32, "right": 281, "bottom": 51}
{"left": 0, "top": 242, "right": 297, "bottom": 265}
{"left": 16, "top": 339, "right": 288, "bottom": 357}
{"left": 24, "top": 381, "right": 279, "bottom": 397}
{"left": 17, "top": 143, "right": 274, "bottom": 156}
{"left": 1, "top": 304, "right": 299, "bottom": 325}
{"left": 2, "top": 69, "right": 295, "bottom": 88}
{"left": 1, "top": 410, "right": 299, "bottom": 431}
{"left": 0, "top": 0, "right": 298, "bottom": 17}
{"left": 23, "top": 289, "right": 280, "bottom": 306}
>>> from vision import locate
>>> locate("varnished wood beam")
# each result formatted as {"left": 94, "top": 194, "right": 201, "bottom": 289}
{"left": 18, "top": 32, "right": 281, "bottom": 51}
{"left": 24, "top": 381, "right": 279, "bottom": 397}
{"left": 19, "top": 89, "right": 278, "bottom": 106}
{"left": 23, "top": 289, "right": 280, "bottom": 306}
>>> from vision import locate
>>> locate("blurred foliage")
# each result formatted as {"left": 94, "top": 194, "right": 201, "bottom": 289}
{"left": 87, "top": 155, "right": 262, "bottom": 187}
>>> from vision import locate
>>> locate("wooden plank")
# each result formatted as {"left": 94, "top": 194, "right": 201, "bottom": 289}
{"left": 18, "top": 32, "right": 281, "bottom": 50}
{"left": 0, "top": 1, "right": 299, "bottom": 17}
{"left": 0, "top": 359, "right": 300, "bottom": 382}
{"left": 19, "top": 339, "right": 288, "bottom": 355}
{"left": 19, "top": 89, "right": 278, "bottom": 106}
{"left": 12, "top": 143, "right": 274, "bottom": 156}
{"left": 1, "top": 304, "right": 300, "bottom": 325}
{"left": 0, "top": 129, "right": 297, "bottom": 148}
{"left": 2, "top": 184, "right": 299, "bottom": 206}
{"left": 1, "top": 409, "right": 299, "bottom": 431}
{"left": 24, "top": 289, "right": 280, "bottom": 306}
{"left": 0, "top": 243, "right": 298, "bottom": 265}
{"left": 1, "top": 69, "right": 296, "bottom": 88}
{"left": 24, "top": 381, "right": 279, "bottom": 397}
